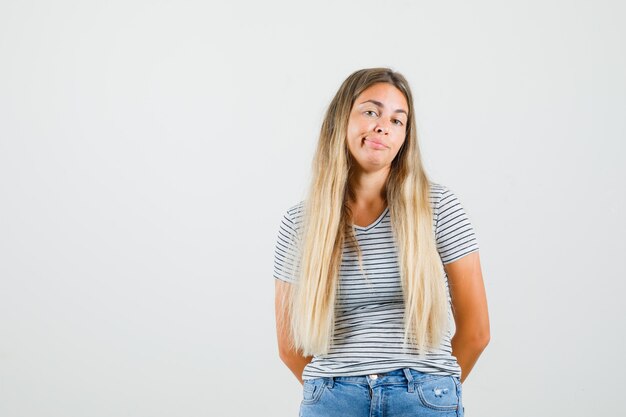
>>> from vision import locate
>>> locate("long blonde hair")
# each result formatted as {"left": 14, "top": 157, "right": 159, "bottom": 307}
{"left": 285, "top": 67, "right": 448, "bottom": 357}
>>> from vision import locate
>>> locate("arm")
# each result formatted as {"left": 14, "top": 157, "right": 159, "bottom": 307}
{"left": 445, "top": 251, "right": 490, "bottom": 384}
{"left": 275, "top": 278, "right": 313, "bottom": 386}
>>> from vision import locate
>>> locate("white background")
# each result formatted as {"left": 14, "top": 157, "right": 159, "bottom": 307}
{"left": 1, "top": 1, "right": 624, "bottom": 416}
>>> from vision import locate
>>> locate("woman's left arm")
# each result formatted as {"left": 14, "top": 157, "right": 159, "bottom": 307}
{"left": 445, "top": 251, "right": 490, "bottom": 384}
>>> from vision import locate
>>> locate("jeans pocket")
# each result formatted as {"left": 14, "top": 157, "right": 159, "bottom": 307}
{"left": 454, "top": 377, "right": 464, "bottom": 416}
{"left": 301, "top": 378, "right": 326, "bottom": 405}
{"left": 416, "top": 376, "right": 459, "bottom": 411}
{"left": 453, "top": 376, "right": 462, "bottom": 393}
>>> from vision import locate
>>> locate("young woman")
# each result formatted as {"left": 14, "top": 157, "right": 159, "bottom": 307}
{"left": 273, "top": 67, "right": 489, "bottom": 417}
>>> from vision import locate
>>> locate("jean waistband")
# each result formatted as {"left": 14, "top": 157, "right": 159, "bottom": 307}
{"left": 314, "top": 368, "right": 446, "bottom": 393}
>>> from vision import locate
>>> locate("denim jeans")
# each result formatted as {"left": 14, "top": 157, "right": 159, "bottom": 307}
{"left": 299, "top": 368, "right": 464, "bottom": 417}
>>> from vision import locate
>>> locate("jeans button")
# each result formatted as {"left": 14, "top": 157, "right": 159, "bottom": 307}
{"left": 369, "top": 374, "right": 378, "bottom": 379}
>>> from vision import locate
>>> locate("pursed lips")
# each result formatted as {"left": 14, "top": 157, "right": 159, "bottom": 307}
{"left": 363, "top": 136, "right": 388, "bottom": 148}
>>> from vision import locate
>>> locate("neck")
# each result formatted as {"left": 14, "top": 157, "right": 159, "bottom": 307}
{"left": 348, "top": 167, "right": 389, "bottom": 207}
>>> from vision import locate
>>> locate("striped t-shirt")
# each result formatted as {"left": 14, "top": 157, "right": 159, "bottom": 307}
{"left": 273, "top": 182, "right": 479, "bottom": 380}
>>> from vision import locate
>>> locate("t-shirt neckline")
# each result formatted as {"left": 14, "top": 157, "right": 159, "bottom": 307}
{"left": 352, "top": 207, "right": 389, "bottom": 232}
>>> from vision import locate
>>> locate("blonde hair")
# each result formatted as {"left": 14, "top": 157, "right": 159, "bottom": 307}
{"left": 285, "top": 67, "right": 448, "bottom": 357}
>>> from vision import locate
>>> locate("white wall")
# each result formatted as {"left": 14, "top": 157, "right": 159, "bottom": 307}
{"left": 1, "top": 1, "right": 624, "bottom": 416}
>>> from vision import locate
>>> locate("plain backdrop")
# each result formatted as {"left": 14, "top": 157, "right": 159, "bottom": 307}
{"left": 1, "top": 1, "right": 624, "bottom": 416}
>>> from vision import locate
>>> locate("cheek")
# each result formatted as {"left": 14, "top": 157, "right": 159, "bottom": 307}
{"left": 346, "top": 119, "right": 361, "bottom": 137}
{"left": 346, "top": 123, "right": 364, "bottom": 145}
{"left": 392, "top": 135, "right": 407, "bottom": 152}
{"left": 395, "top": 129, "right": 407, "bottom": 142}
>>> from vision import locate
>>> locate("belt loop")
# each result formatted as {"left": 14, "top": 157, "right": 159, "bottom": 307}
{"left": 403, "top": 368, "right": 414, "bottom": 393}
{"left": 326, "top": 376, "right": 334, "bottom": 389}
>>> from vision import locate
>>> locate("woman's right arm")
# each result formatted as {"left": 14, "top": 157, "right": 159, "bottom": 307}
{"left": 275, "top": 278, "right": 313, "bottom": 386}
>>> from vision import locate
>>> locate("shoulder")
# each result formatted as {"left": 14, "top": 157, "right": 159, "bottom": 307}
{"left": 278, "top": 200, "right": 306, "bottom": 239}
{"left": 427, "top": 181, "right": 450, "bottom": 209}
{"left": 428, "top": 181, "right": 446, "bottom": 197}
{"left": 428, "top": 182, "right": 467, "bottom": 207}
{"left": 282, "top": 200, "right": 305, "bottom": 225}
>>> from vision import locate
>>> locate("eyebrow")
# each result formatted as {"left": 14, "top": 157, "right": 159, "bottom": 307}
{"left": 359, "top": 99, "right": 408, "bottom": 116}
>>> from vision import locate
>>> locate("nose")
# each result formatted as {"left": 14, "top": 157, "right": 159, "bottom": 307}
{"left": 375, "top": 121, "right": 390, "bottom": 135}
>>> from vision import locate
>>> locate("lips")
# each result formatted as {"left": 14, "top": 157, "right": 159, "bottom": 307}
{"left": 363, "top": 137, "right": 387, "bottom": 148}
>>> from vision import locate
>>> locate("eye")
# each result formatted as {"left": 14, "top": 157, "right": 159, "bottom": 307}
{"left": 393, "top": 119, "right": 404, "bottom": 126}
{"left": 364, "top": 110, "right": 378, "bottom": 117}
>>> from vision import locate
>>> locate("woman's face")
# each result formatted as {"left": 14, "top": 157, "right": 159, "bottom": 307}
{"left": 346, "top": 82, "right": 409, "bottom": 173}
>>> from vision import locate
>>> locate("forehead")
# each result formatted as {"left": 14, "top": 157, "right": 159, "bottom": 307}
{"left": 353, "top": 83, "right": 408, "bottom": 112}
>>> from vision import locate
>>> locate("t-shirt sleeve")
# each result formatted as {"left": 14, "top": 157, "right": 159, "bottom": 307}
{"left": 435, "top": 186, "right": 480, "bottom": 265}
{"left": 273, "top": 208, "right": 301, "bottom": 284}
